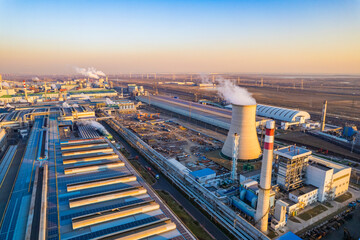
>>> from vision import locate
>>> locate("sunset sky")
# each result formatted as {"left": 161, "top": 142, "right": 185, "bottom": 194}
{"left": 0, "top": 0, "right": 359, "bottom": 75}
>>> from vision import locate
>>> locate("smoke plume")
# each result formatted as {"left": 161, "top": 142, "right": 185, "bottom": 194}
{"left": 32, "top": 77, "right": 40, "bottom": 81}
{"left": 1, "top": 82, "right": 10, "bottom": 88}
{"left": 216, "top": 78, "right": 256, "bottom": 105}
{"left": 51, "top": 84, "right": 58, "bottom": 90}
{"left": 75, "top": 67, "right": 106, "bottom": 79}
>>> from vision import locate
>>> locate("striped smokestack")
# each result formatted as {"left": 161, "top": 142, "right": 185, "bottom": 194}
{"left": 23, "top": 80, "right": 28, "bottom": 100}
{"left": 255, "top": 120, "right": 275, "bottom": 233}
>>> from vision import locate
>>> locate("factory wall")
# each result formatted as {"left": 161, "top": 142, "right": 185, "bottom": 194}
{"left": 289, "top": 189, "right": 318, "bottom": 207}
{"left": 305, "top": 165, "right": 333, "bottom": 202}
{"left": 332, "top": 168, "right": 351, "bottom": 198}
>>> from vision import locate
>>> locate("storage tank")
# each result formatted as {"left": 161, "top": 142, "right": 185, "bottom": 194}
{"left": 221, "top": 104, "right": 262, "bottom": 160}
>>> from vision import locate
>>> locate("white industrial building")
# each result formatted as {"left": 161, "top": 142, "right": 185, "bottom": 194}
{"left": 289, "top": 185, "right": 318, "bottom": 207}
{"left": 306, "top": 156, "right": 351, "bottom": 202}
{"left": 256, "top": 104, "right": 310, "bottom": 123}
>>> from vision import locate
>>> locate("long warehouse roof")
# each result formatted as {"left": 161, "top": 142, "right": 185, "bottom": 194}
{"left": 138, "top": 95, "right": 310, "bottom": 124}
{"left": 256, "top": 104, "right": 310, "bottom": 122}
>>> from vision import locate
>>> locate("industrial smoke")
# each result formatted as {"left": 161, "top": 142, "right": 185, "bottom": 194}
{"left": 51, "top": 84, "right": 58, "bottom": 90}
{"left": 216, "top": 78, "right": 256, "bottom": 105}
{"left": 1, "top": 82, "right": 10, "bottom": 88}
{"left": 199, "top": 75, "right": 256, "bottom": 105}
{"left": 75, "top": 67, "right": 106, "bottom": 79}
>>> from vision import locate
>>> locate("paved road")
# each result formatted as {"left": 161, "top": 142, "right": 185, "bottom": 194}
{"left": 104, "top": 122, "right": 230, "bottom": 240}
{"left": 0, "top": 141, "right": 26, "bottom": 229}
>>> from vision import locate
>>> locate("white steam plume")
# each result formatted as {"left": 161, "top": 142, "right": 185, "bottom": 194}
{"left": 75, "top": 67, "right": 106, "bottom": 79}
{"left": 51, "top": 84, "right": 58, "bottom": 90}
{"left": 1, "top": 82, "right": 10, "bottom": 88}
{"left": 199, "top": 74, "right": 212, "bottom": 84}
{"left": 216, "top": 78, "right": 256, "bottom": 105}
{"left": 32, "top": 77, "right": 40, "bottom": 81}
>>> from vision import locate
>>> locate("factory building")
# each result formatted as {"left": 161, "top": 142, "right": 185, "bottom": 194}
{"left": 189, "top": 168, "right": 216, "bottom": 183}
{"left": 256, "top": 104, "right": 310, "bottom": 123}
{"left": 271, "top": 200, "right": 287, "bottom": 230}
{"left": 275, "top": 145, "right": 311, "bottom": 191}
{"left": 68, "top": 89, "right": 117, "bottom": 98}
{"left": 306, "top": 157, "right": 351, "bottom": 202}
{"left": 60, "top": 106, "right": 95, "bottom": 121}
{"left": 289, "top": 185, "right": 318, "bottom": 208}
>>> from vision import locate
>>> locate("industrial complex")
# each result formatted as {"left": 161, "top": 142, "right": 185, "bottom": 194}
{"left": 0, "top": 73, "right": 359, "bottom": 240}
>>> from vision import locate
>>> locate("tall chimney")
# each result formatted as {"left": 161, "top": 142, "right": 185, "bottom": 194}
{"left": 321, "top": 100, "right": 327, "bottom": 132}
{"left": 23, "top": 80, "right": 28, "bottom": 101}
{"left": 255, "top": 120, "right": 275, "bottom": 233}
{"left": 231, "top": 133, "right": 240, "bottom": 182}
{"left": 221, "top": 104, "right": 262, "bottom": 161}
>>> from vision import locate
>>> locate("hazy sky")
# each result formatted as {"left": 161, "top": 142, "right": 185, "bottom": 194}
{"left": 0, "top": 0, "right": 359, "bottom": 75}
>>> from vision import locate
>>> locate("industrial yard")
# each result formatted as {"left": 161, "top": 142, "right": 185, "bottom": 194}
{"left": 0, "top": 75, "right": 359, "bottom": 240}
{"left": 113, "top": 111, "right": 225, "bottom": 172}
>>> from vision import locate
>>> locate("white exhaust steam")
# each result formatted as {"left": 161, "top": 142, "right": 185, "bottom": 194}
{"left": 51, "top": 84, "right": 58, "bottom": 90}
{"left": 75, "top": 67, "right": 106, "bottom": 79}
{"left": 216, "top": 78, "right": 256, "bottom": 105}
{"left": 199, "top": 75, "right": 255, "bottom": 105}
{"left": 1, "top": 82, "right": 10, "bottom": 88}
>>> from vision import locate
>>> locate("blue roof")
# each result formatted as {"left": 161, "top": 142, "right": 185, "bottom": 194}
{"left": 190, "top": 168, "right": 216, "bottom": 178}
{"left": 276, "top": 232, "right": 302, "bottom": 240}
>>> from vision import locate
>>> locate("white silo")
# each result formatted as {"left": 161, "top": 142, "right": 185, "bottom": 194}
{"left": 221, "top": 104, "right": 262, "bottom": 161}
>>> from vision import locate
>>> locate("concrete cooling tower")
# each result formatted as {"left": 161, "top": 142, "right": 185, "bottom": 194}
{"left": 221, "top": 104, "right": 262, "bottom": 161}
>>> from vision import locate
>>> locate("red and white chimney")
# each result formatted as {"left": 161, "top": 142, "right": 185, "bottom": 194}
{"left": 23, "top": 80, "right": 28, "bottom": 100}
{"left": 255, "top": 120, "right": 275, "bottom": 233}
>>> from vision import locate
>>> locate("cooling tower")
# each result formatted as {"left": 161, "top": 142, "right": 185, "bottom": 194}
{"left": 221, "top": 104, "right": 262, "bottom": 161}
